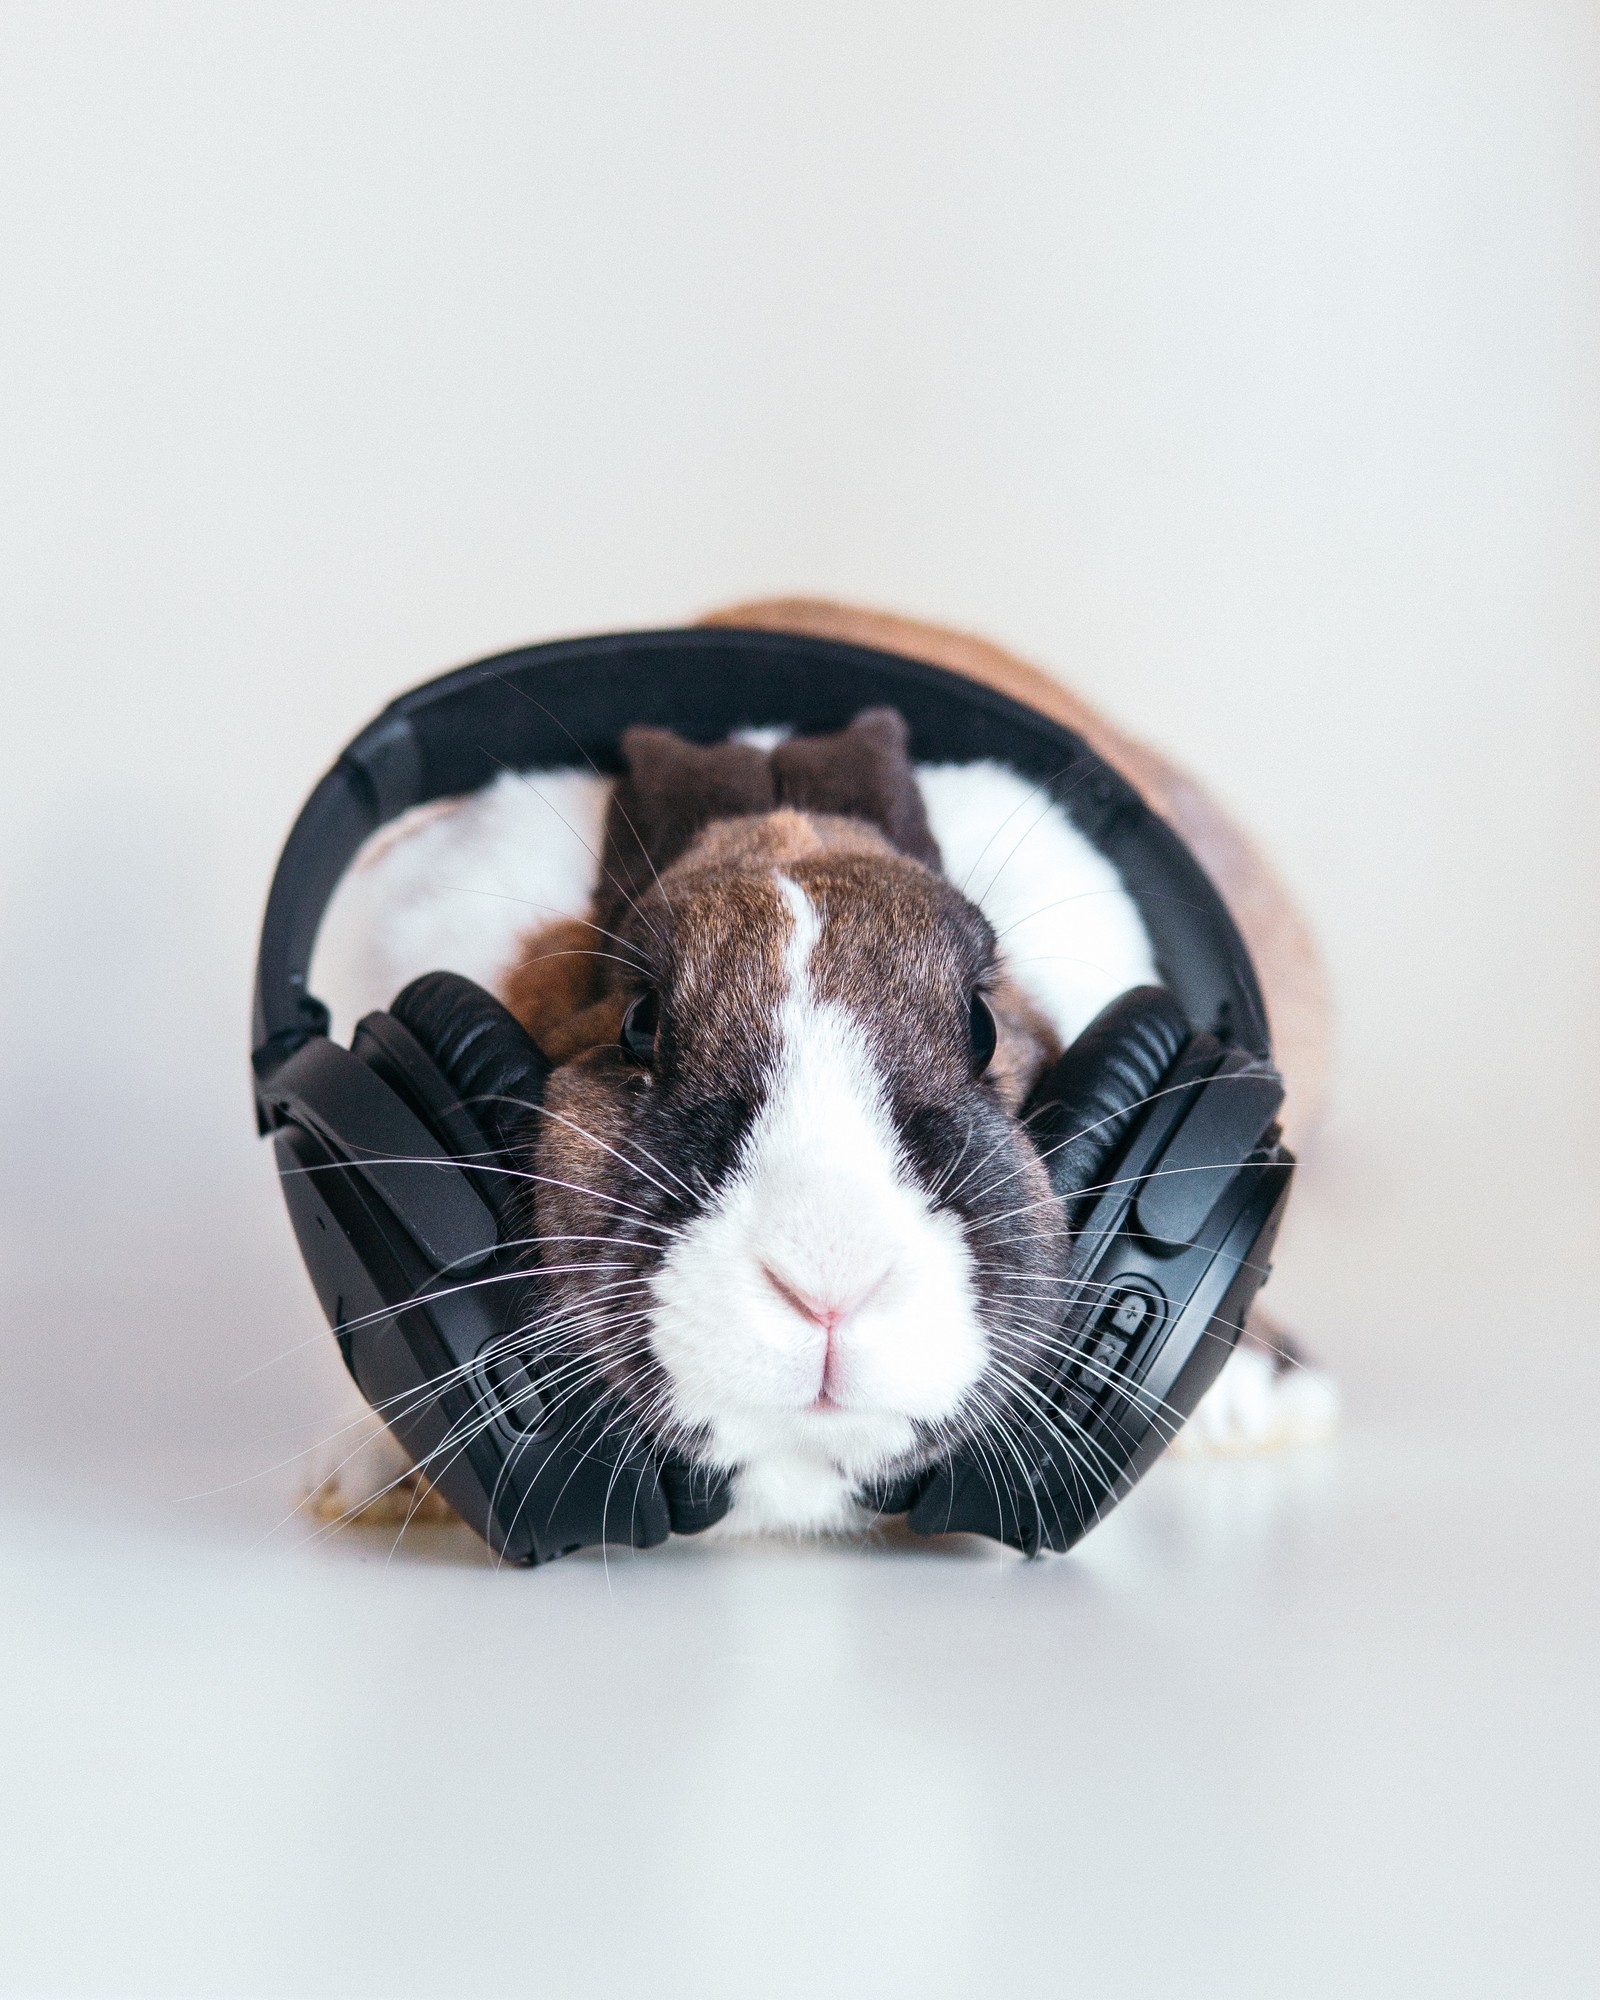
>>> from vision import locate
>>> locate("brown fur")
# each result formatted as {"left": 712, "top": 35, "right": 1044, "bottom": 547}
{"left": 510, "top": 703, "right": 1017, "bottom": 1080}
{"left": 769, "top": 707, "right": 940, "bottom": 869}
{"left": 499, "top": 918, "right": 620, "bottom": 1065}
{"left": 595, "top": 728, "right": 778, "bottom": 945}
{"left": 652, "top": 811, "right": 1053, "bottom": 1111}
{"left": 595, "top": 708, "right": 944, "bottom": 945}
{"left": 505, "top": 801, "right": 1059, "bottom": 1103}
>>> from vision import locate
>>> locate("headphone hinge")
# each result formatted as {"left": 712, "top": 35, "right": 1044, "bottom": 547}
{"left": 339, "top": 712, "right": 424, "bottom": 825}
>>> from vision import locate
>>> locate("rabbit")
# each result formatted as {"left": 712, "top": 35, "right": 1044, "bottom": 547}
{"left": 308, "top": 650, "right": 1337, "bottom": 1542}
{"left": 501, "top": 712, "right": 1080, "bottom": 1533}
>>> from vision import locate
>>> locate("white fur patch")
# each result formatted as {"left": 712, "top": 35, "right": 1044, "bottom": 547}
{"left": 648, "top": 874, "right": 987, "bottom": 1534}
{"left": 917, "top": 759, "right": 1160, "bottom": 1047}
{"left": 1169, "top": 1343, "right": 1341, "bottom": 1457}
{"left": 306, "top": 1411, "right": 427, "bottom": 1523}
{"left": 311, "top": 766, "right": 609, "bottom": 1042}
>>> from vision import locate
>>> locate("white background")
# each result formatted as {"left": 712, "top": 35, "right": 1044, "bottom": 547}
{"left": 1, "top": 6, "right": 1596, "bottom": 1996}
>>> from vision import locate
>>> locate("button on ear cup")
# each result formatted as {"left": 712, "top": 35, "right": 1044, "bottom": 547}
{"left": 1023, "top": 986, "right": 1191, "bottom": 1230}
{"left": 389, "top": 972, "right": 554, "bottom": 1160}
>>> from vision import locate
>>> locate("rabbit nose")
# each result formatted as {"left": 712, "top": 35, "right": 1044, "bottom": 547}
{"left": 760, "top": 1263, "right": 885, "bottom": 1333}
{"left": 760, "top": 1261, "right": 891, "bottom": 1406}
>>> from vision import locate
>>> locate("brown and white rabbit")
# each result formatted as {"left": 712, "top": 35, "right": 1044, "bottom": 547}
{"left": 310, "top": 601, "right": 1336, "bottom": 1537}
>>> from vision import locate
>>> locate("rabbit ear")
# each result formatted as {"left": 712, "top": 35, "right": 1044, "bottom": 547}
{"left": 771, "top": 707, "right": 942, "bottom": 870}
{"left": 597, "top": 726, "right": 776, "bottom": 939}
{"left": 595, "top": 706, "right": 942, "bottom": 939}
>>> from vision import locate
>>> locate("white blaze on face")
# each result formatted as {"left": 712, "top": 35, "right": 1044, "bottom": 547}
{"left": 649, "top": 874, "right": 988, "bottom": 1532}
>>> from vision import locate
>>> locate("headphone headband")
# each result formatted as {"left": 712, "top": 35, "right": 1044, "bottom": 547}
{"left": 253, "top": 626, "right": 1270, "bottom": 1082}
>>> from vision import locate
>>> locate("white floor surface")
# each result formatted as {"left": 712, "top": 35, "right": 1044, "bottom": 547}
{"left": 2, "top": 1126, "right": 1594, "bottom": 2000}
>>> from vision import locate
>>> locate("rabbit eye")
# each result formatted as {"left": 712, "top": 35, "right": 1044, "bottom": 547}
{"left": 969, "top": 992, "right": 998, "bottom": 1076}
{"left": 620, "top": 989, "right": 660, "bottom": 1064}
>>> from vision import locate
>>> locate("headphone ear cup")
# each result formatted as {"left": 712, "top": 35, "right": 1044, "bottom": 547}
{"left": 1024, "top": 986, "right": 1191, "bottom": 1228}
{"left": 387, "top": 970, "right": 732, "bottom": 1546}
{"left": 388, "top": 972, "right": 554, "bottom": 1160}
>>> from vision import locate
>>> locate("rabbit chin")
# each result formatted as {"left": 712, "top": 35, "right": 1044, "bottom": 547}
{"left": 648, "top": 1184, "right": 988, "bottom": 1531}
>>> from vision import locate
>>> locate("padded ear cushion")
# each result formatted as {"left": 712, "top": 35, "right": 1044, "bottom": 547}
{"left": 390, "top": 972, "right": 554, "bottom": 1160}
{"left": 1023, "top": 986, "right": 1191, "bottom": 1227}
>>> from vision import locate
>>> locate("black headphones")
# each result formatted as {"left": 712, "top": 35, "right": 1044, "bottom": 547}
{"left": 254, "top": 627, "right": 1293, "bottom": 1563}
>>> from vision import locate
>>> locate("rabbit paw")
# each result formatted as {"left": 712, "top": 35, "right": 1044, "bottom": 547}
{"left": 306, "top": 1418, "right": 457, "bottom": 1528}
{"left": 1171, "top": 1321, "right": 1340, "bottom": 1457}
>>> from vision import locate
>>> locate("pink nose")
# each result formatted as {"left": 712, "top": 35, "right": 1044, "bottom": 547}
{"left": 761, "top": 1265, "right": 848, "bottom": 1333}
